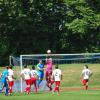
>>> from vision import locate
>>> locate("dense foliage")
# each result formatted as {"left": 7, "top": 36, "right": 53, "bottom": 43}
{"left": 0, "top": 0, "right": 100, "bottom": 65}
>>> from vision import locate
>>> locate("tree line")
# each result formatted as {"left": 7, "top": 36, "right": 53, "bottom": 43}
{"left": 0, "top": 0, "right": 100, "bottom": 65}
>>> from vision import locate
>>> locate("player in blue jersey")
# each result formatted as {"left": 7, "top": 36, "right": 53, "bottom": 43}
{"left": 0, "top": 66, "right": 9, "bottom": 96}
{"left": 37, "top": 60, "right": 44, "bottom": 87}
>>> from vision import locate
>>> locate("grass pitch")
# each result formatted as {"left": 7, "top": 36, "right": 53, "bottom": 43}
{"left": 0, "top": 90, "right": 100, "bottom": 100}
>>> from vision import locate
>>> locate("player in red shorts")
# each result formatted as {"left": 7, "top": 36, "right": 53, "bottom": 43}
{"left": 81, "top": 65, "right": 93, "bottom": 90}
{"left": 30, "top": 65, "right": 38, "bottom": 93}
{"left": 8, "top": 65, "right": 16, "bottom": 95}
{"left": 21, "top": 65, "right": 31, "bottom": 94}
{"left": 52, "top": 65, "right": 62, "bottom": 95}
{"left": 45, "top": 55, "right": 53, "bottom": 91}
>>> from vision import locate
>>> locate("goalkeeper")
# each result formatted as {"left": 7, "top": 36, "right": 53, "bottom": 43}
{"left": 0, "top": 66, "right": 9, "bottom": 96}
{"left": 37, "top": 60, "right": 44, "bottom": 87}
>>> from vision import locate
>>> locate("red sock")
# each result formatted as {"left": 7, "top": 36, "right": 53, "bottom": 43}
{"left": 9, "top": 87, "right": 12, "bottom": 94}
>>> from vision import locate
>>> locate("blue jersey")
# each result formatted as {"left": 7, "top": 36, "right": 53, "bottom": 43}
{"left": 37, "top": 63, "right": 44, "bottom": 79}
{"left": 37, "top": 63, "right": 44, "bottom": 70}
{"left": 1, "top": 69, "right": 8, "bottom": 83}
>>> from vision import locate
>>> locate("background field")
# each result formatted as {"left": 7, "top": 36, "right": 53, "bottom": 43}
{"left": 0, "top": 64, "right": 100, "bottom": 100}
{"left": 0, "top": 90, "right": 100, "bottom": 100}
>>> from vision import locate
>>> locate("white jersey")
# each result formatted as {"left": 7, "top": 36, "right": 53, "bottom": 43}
{"left": 30, "top": 70, "right": 38, "bottom": 78}
{"left": 21, "top": 68, "right": 31, "bottom": 80}
{"left": 52, "top": 69, "right": 62, "bottom": 81}
{"left": 82, "top": 68, "right": 92, "bottom": 79}
{"left": 8, "top": 69, "right": 14, "bottom": 81}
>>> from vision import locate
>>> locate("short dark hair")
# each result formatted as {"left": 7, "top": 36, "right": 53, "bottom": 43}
{"left": 85, "top": 65, "right": 88, "bottom": 69}
{"left": 24, "top": 65, "right": 27, "bottom": 68}
{"left": 55, "top": 64, "right": 58, "bottom": 69}
{"left": 9, "top": 65, "right": 13, "bottom": 69}
{"left": 32, "top": 65, "right": 35, "bottom": 70}
{"left": 6, "top": 66, "right": 9, "bottom": 69}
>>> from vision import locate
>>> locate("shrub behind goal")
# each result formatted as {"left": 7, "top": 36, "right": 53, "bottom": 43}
{"left": 9, "top": 53, "right": 100, "bottom": 92}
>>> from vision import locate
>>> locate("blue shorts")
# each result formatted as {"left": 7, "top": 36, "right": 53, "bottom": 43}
{"left": 1, "top": 81, "right": 8, "bottom": 88}
{"left": 37, "top": 70, "right": 44, "bottom": 79}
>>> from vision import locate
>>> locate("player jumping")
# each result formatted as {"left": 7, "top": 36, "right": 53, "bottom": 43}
{"left": 45, "top": 56, "right": 53, "bottom": 91}
{"left": 37, "top": 60, "right": 44, "bottom": 88}
{"left": 0, "top": 66, "right": 9, "bottom": 96}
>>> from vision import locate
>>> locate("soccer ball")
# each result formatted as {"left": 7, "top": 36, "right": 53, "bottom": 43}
{"left": 47, "top": 50, "right": 51, "bottom": 54}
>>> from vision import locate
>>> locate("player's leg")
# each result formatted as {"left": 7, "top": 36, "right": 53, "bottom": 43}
{"left": 5, "top": 82, "right": 9, "bottom": 96}
{"left": 1, "top": 83, "right": 5, "bottom": 91}
{"left": 27, "top": 79, "right": 31, "bottom": 93}
{"left": 56, "top": 81, "right": 60, "bottom": 93}
{"left": 25, "top": 79, "right": 31, "bottom": 94}
{"left": 33, "top": 78, "right": 37, "bottom": 93}
{"left": 82, "top": 79, "right": 88, "bottom": 90}
{"left": 37, "top": 71, "right": 41, "bottom": 87}
{"left": 53, "top": 81, "right": 60, "bottom": 94}
{"left": 85, "top": 79, "right": 89, "bottom": 90}
{"left": 46, "top": 71, "right": 53, "bottom": 91}
{"left": 45, "top": 71, "right": 50, "bottom": 88}
{"left": 37, "top": 71, "right": 44, "bottom": 87}
{"left": 8, "top": 81, "right": 14, "bottom": 95}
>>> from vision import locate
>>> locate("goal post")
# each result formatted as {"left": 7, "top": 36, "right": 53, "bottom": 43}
{"left": 9, "top": 53, "right": 100, "bottom": 92}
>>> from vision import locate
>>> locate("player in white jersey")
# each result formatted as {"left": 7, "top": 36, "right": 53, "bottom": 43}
{"left": 81, "top": 65, "right": 93, "bottom": 90}
{"left": 8, "top": 65, "right": 15, "bottom": 95}
{"left": 21, "top": 65, "right": 31, "bottom": 94}
{"left": 30, "top": 65, "right": 38, "bottom": 93}
{"left": 52, "top": 65, "right": 62, "bottom": 94}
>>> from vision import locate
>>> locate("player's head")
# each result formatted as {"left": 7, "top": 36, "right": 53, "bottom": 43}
{"left": 47, "top": 56, "right": 50, "bottom": 59}
{"left": 9, "top": 65, "right": 13, "bottom": 69}
{"left": 84, "top": 65, "right": 88, "bottom": 69}
{"left": 32, "top": 65, "right": 35, "bottom": 70}
{"left": 24, "top": 65, "right": 27, "bottom": 68}
{"left": 39, "top": 60, "right": 42, "bottom": 63}
{"left": 55, "top": 64, "right": 59, "bottom": 69}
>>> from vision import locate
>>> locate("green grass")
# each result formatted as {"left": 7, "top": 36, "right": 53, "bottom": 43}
{"left": 0, "top": 90, "right": 100, "bottom": 100}
{"left": 60, "top": 64, "right": 100, "bottom": 87}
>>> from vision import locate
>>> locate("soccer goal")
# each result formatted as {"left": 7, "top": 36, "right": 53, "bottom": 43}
{"left": 9, "top": 53, "right": 100, "bottom": 92}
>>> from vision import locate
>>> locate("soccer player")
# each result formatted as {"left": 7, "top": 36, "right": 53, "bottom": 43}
{"left": 52, "top": 64, "right": 62, "bottom": 95}
{"left": 45, "top": 56, "right": 53, "bottom": 91}
{"left": 37, "top": 60, "right": 44, "bottom": 87}
{"left": 21, "top": 65, "right": 31, "bottom": 94}
{"left": 81, "top": 65, "right": 93, "bottom": 90}
{"left": 30, "top": 65, "right": 38, "bottom": 93}
{"left": 0, "top": 66, "right": 9, "bottom": 96}
{"left": 8, "top": 65, "right": 15, "bottom": 95}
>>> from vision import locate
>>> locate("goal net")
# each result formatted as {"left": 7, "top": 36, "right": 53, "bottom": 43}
{"left": 9, "top": 53, "right": 100, "bottom": 92}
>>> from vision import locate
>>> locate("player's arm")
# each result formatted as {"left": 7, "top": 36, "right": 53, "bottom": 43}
{"left": 12, "top": 75, "right": 16, "bottom": 80}
{"left": 37, "top": 66, "right": 42, "bottom": 70}
{"left": 0, "top": 73, "right": 2, "bottom": 78}
{"left": 37, "top": 65, "right": 44, "bottom": 71}
{"left": 61, "top": 74, "right": 63, "bottom": 80}
{"left": 89, "top": 71, "right": 93, "bottom": 77}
